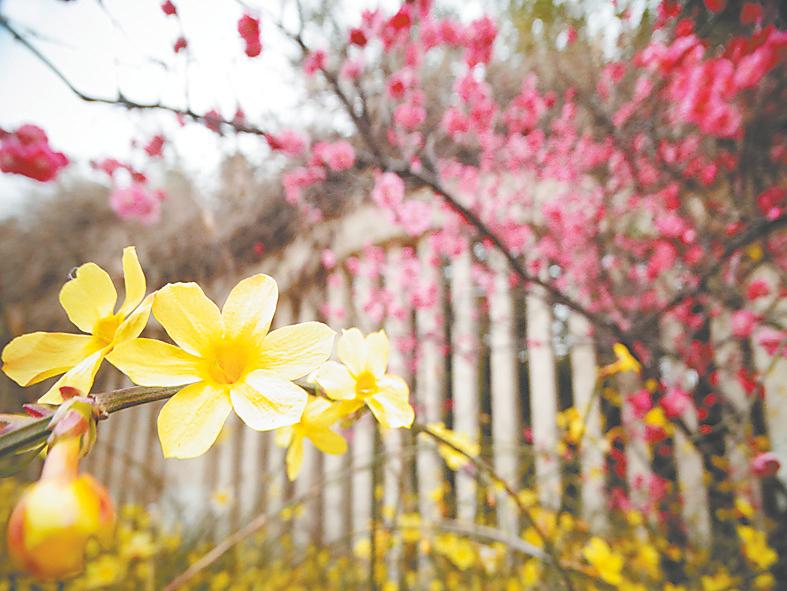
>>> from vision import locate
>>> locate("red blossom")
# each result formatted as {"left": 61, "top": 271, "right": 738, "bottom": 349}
{"left": 161, "top": 0, "right": 176, "bottom": 16}
{"left": 0, "top": 124, "right": 68, "bottom": 182}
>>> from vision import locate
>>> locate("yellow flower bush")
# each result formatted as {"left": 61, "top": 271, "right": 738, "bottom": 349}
{"left": 315, "top": 328, "right": 414, "bottom": 429}
{"left": 108, "top": 274, "right": 335, "bottom": 458}
{"left": 275, "top": 395, "right": 348, "bottom": 480}
{"left": 422, "top": 422, "right": 479, "bottom": 471}
{"left": 2, "top": 247, "right": 151, "bottom": 404}
{"left": 582, "top": 536, "right": 624, "bottom": 586}
{"left": 600, "top": 342, "right": 641, "bottom": 377}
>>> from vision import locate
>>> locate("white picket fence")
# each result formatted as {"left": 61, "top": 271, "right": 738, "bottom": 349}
{"left": 80, "top": 203, "right": 787, "bottom": 552}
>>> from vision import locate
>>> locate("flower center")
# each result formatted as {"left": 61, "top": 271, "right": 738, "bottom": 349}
{"left": 206, "top": 340, "right": 250, "bottom": 385}
{"left": 93, "top": 314, "right": 122, "bottom": 345}
{"left": 355, "top": 371, "right": 378, "bottom": 399}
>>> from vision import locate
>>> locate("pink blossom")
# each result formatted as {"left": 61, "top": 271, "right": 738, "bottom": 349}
{"left": 340, "top": 58, "right": 363, "bottom": 80}
{"left": 394, "top": 102, "right": 426, "bottom": 129}
{"left": 371, "top": 172, "right": 405, "bottom": 210}
{"left": 442, "top": 107, "right": 469, "bottom": 137}
{"left": 268, "top": 130, "right": 307, "bottom": 157}
{"left": 746, "top": 279, "right": 770, "bottom": 301}
{"left": 173, "top": 36, "right": 188, "bottom": 53}
{"left": 282, "top": 166, "right": 325, "bottom": 204}
{"left": 109, "top": 183, "right": 165, "bottom": 224}
{"left": 237, "top": 14, "right": 262, "bottom": 57}
{"left": 398, "top": 200, "right": 432, "bottom": 235}
{"left": 752, "top": 451, "right": 780, "bottom": 477}
{"left": 464, "top": 16, "right": 497, "bottom": 66}
{"left": 304, "top": 50, "right": 326, "bottom": 76}
{"left": 756, "top": 327, "right": 785, "bottom": 356}
{"left": 0, "top": 124, "right": 68, "bottom": 182}
{"left": 646, "top": 241, "right": 677, "bottom": 279}
{"left": 660, "top": 387, "right": 691, "bottom": 419}
{"left": 314, "top": 140, "right": 355, "bottom": 171}
{"left": 629, "top": 389, "right": 652, "bottom": 419}
{"left": 321, "top": 249, "right": 337, "bottom": 270}
{"left": 731, "top": 309, "right": 758, "bottom": 338}
{"left": 161, "top": 1, "right": 176, "bottom": 16}
{"left": 386, "top": 70, "right": 415, "bottom": 99}
{"left": 144, "top": 134, "right": 165, "bottom": 158}
{"left": 740, "top": 3, "right": 762, "bottom": 26}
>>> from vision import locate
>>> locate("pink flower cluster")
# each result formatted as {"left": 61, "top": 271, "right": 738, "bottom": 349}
{"left": 639, "top": 26, "right": 787, "bottom": 138}
{"left": 238, "top": 13, "right": 262, "bottom": 58}
{"left": 0, "top": 124, "right": 68, "bottom": 182}
{"left": 109, "top": 183, "right": 166, "bottom": 225}
{"left": 312, "top": 140, "right": 355, "bottom": 171}
{"left": 267, "top": 130, "right": 308, "bottom": 157}
{"left": 371, "top": 172, "right": 432, "bottom": 236}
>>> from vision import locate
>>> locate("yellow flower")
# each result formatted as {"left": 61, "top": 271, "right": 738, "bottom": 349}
{"left": 274, "top": 395, "right": 348, "bottom": 480}
{"left": 423, "top": 422, "right": 479, "bottom": 471}
{"left": 315, "top": 328, "right": 414, "bottom": 429}
{"left": 582, "top": 537, "right": 623, "bottom": 586}
{"left": 738, "top": 525, "right": 777, "bottom": 570}
{"left": 107, "top": 274, "right": 335, "bottom": 458}
{"left": 434, "top": 533, "right": 476, "bottom": 570}
{"left": 2, "top": 247, "right": 151, "bottom": 404}
{"left": 701, "top": 570, "right": 738, "bottom": 591}
{"left": 599, "top": 343, "right": 641, "bottom": 377}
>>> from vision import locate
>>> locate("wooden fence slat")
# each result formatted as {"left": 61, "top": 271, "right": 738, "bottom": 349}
{"left": 489, "top": 250, "right": 522, "bottom": 531}
{"left": 568, "top": 313, "right": 605, "bottom": 529}
{"left": 661, "top": 319, "right": 711, "bottom": 544}
{"left": 351, "top": 269, "right": 376, "bottom": 549}
{"left": 415, "top": 240, "right": 446, "bottom": 524}
{"left": 323, "top": 267, "right": 352, "bottom": 546}
{"left": 294, "top": 298, "right": 321, "bottom": 547}
{"left": 525, "top": 279, "right": 560, "bottom": 511}
{"left": 450, "top": 248, "right": 480, "bottom": 523}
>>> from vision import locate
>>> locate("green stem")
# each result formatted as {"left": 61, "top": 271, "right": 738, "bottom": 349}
{"left": 92, "top": 385, "right": 182, "bottom": 415}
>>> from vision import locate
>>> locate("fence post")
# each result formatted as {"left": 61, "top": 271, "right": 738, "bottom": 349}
{"left": 323, "top": 267, "right": 352, "bottom": 548}
{"left": 568, "top": 313, "right": 606, "bottom": 530}
{"left": 525, "top": 273, "right": 560, "bottom": 512}
{"left": 450, "top": 247, "right": 480, "bottom": 523}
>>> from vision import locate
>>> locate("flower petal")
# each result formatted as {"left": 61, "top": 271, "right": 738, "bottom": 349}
{"left": 38, "top": 348, "right": 107, "bottom": 404}
{"left": 274, "top": 426, "right": 294, "bottom": 448}
{"left": 113, "top": 294, "right": 153, "bottom": 345}
{"left": 106, "top": 338, "right": 202, "bottom": 387}
{"left": 286, "top": 433, "right": 304, "bottom": 481}
{"left": 153, "top": 283, "right": 222, "bottom": 356}
{"left": 231, "top": 371, "right": 307, "bottom": 431}
{"left": 59, "top": 263, "right": 118, "bottom": 334}
{"left": 314, "top": 361, "right": 357, "bottom": 401}
{"left": 157, "top": 382, "right": 231, "bottom": 459}
{"left": 337, "top": 328, "right": 367, "bottom": 376}
{"left": 222, "top": 274, "right": 278, "bottom": 342}
{"left": 117, "top": 247, "right": 146, "bottom": 317}
{"left": 366, "top": 375, "right": 414, "bottom": 429}
{"left": 2, "top": 332, "right": 98, "bottom": 386}
{"left": 365, "top": 330, "right": 389, "bottom": 377}
{"left": 259, "top": 322, "right": 335, "bottom": 380}
{"left": 307, "top": 426, "right": 347, "bottom": 455}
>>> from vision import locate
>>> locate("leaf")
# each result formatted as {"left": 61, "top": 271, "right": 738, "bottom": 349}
{"left": 0, "top": 415, "right": 52, "bottom": 465}
{"left": 0, "top": 440, "right": 45, "bottom": 477}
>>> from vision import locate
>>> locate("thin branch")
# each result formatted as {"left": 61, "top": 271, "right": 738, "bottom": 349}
{"left": 632, "top": 213, "right": 787, "bottom": 334}
{"left": 0, "top": 15, "right": 271, "bottom": 141}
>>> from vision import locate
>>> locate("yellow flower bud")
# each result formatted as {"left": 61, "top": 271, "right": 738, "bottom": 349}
{"left": 6, "top": 437, "right": 115, "bottom": 580}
